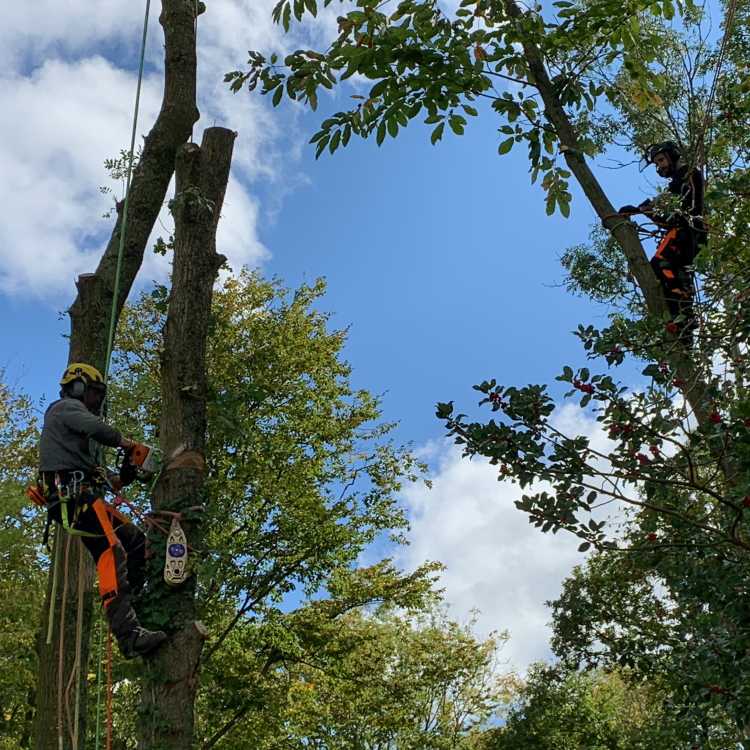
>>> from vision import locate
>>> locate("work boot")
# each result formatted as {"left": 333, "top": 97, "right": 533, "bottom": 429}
{"left": 105, "top": 592, "right": 167, "bottom": 659}
{"left": 105, "top": 544, "right": 166, "bottom": 658}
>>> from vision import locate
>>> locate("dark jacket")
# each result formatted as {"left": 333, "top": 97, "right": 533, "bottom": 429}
{"left": 643, "top": 165, "right": 706, "bottom": 244}
{"left": 39, "top": 397, "right": 122, "bottom": 474}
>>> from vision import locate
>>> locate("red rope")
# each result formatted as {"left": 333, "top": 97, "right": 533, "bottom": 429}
{"left": 113, "top": 494, "right": 171, "bottom": 536}
{"left": 112, "top": 495, "right": 201, "bottom": 553}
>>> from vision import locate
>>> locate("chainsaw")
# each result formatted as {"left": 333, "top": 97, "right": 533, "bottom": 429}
{"left": 122, "top": 442, "right": 162, "bottom": 483}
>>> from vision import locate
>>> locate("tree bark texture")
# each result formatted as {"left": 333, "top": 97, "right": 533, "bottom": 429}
{"left": 501, "top": 0, "right": 716, "bottom": 431}
{"left": 137, "top": 127, "right": 235, "bottom": 750}
{"left": 33, "top": 2, "right": 200, "bottom": 748}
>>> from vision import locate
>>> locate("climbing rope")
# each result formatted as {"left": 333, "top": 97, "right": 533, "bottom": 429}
{"left": 46, "top": 525, "right": 62, "bottom": 645}
{"left": 61, "top": 542, "right": 86, "bottom": 747}
{"left": 56, "top": 534, "right": 72, "bottom": 750}
{"left": 91, "top": 3, "right": 154, "bottom": 745}
{"left": 104, "top": 0, "right": 152, "bottom": 380}
{"left": 33, "top": 3, "right": 158, "bottom": 747}
{"left": 106, "top": 628, "right": 114, "bottom": 750}
{"left": 95, "top": 614, "right": 105, "bottom": 750}
{"left": 696, "top": 0, "right": 740, "bottom": 171}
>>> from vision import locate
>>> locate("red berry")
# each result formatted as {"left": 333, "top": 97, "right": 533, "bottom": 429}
{"left": 647, "top": 532, "right": 657, "bottom": 542}
{"left": 709, "top": 412, "right": 722, "bottom": 424}
{"left": 742, "top": 496, "right": 750, "bottom": 508}
{"left": 636, "top": 453, "right": 650, "bottom": 465}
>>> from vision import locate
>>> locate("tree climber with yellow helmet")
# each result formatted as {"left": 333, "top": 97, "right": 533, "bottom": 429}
{"left": 36, "top": 363, "right": 167, "bottom": 659}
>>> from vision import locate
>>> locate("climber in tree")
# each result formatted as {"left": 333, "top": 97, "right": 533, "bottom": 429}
{"left": 37, "top": 363, "right": 166, "bottom": 659}
{"left": 617, "top": 141, "right": 706, "bottom": 342}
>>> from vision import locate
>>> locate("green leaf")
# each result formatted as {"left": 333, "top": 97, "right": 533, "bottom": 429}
{"left": 387, "top": 117, "right": 398, "bottom": 138}
{"left": 431, "top": 122, "right": 445, "bottom": 145}
{"left": 371, "top": 79, "right": 389, "bottom": 99}
{"left": 303, "top": 0, "right": 317, "bottom": 16}
{"left": 315, "top": 134, "right": 330, "bottom": 158}
{"left": 578, "top": 542, "right": 591, "bottom": 552}
{"left": 377, "top": 121, "right": 387, "bottom": 146}
{"left": 435, "top": 401, "right": 454, "bottom": 419}
{"left": 272, "top": 85, "right": 284, "bottom": 107}
{"left": 449, "top": 116, "right": 465, "bottom": 135}
{"left": 498, "top": 137, "right": 514, "bottom": 155}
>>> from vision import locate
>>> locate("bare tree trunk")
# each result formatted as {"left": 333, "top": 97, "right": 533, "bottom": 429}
{"left": 33, "top": 2, "right": 200, "bottom": 747}
{"left": 137, "top": 126, "right": 235, "bottom": 750}
{"left": 501, "top": 0, "right": 716, "bottom": 431}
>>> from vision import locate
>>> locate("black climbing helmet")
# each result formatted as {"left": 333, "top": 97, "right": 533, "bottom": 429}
{"left": 645, "top": 140, "right": 682, "bottom": 166}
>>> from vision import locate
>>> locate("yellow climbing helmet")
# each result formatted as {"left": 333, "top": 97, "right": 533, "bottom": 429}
{"left": 60, "top": 363, "right": 105, "bottom": 388}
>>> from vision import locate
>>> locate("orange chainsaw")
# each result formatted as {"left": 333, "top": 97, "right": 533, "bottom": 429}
{"left": 121, "top": 442, "right": 162, "bottom": 484}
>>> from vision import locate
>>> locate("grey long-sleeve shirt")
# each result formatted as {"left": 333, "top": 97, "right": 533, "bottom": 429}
{"left": 39, "top": 397, "right": 122, "bottom": 474}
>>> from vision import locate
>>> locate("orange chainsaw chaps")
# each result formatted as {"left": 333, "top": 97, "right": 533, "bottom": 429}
{"left": 92, "top": 498, "right": 121, "bottom": 603}
{"left": 655, "top": 228, "right": 679, "bottom": 259}
{"left": 97, "top": 547, "right": 119, "bottom": 602}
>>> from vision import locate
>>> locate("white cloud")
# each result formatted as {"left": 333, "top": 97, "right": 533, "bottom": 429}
{"left": 0, "top": 57, "right": 162, "bottom": 296}
{"left": 0, "top": 0, "right": 340, "bottom": 298}
{"left": 1, "top": 2, "right": 140, "bottom": 70}
{"left": 399, "top": 406, "right": 617, "bottom": 674}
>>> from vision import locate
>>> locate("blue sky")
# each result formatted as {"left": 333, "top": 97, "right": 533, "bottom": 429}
{"left": 1, "top": 0, "right": 658, "bottom": 671}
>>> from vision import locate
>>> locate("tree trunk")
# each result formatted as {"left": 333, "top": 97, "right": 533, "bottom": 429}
{"left": 501, "top": 0, "right": 716, "bottom": 431}
{"left": 137, "top": 126, "right": 235, "bottom": 750}
{"left": 33, "top": 2, "right": 200, "bottom": 747}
